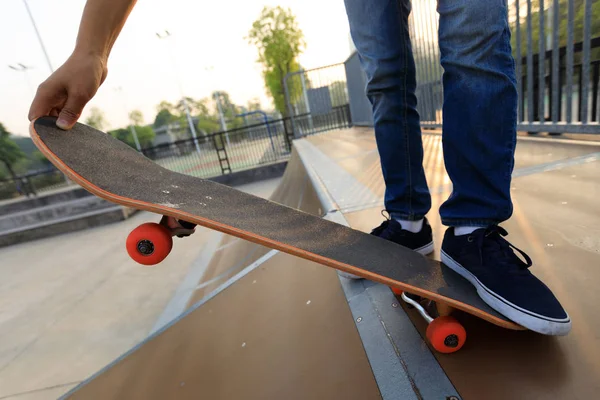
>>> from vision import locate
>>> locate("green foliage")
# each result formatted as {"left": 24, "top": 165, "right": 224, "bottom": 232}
{"left": 129, "top": 110, "right": 144, "bottom": 126}
{"left": 176, "top": 97, "right": 211, "bottom": 117}
{"left": 246, "top": 98, "right": 262, "bottom": 112}
{"left": 108, "top": 126, "right": 155, "bottom": 149}
{"left": 152, "top": 91, "right": 260, "bottom": 138}
{"left": 154, "top": 109, "right": 177, "bottom": 128}
{"left": 85, "top": 107, "right": 108, "bottom": 130}
{"left": 196, "top": 118, "right": 220, "bottom": 135}
{"left": 154, "top": 101, "right": 178, "bottom": 127}
{"left": 214, "top": 91, "right": 247, "bottom": 130}
{"left": 0, "top": 123, "right": 25, "bottom": 179}
{"left": 33, "top": 150, "right": 52, "bottom": 167}
{"left": 247, "top": 6, "right": 305, "bottom": 116}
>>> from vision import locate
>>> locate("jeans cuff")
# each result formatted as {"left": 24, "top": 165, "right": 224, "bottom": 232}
{"left": 441, "top": 218, "right": 499, "bottom": 227}
{"left": 389, "top": 212, "right": 426, "bottom": 221}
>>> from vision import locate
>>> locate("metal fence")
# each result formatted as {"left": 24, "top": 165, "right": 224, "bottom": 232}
{"left": 284, "top": 62, "right": 352, "bottom": 138}
{"left": 409, "top": 0, "right": 600, "bottom": 134}
{"left": 142, "top": 117, "right": 296, "bottom": 178}
{"left": 0, "top": 169, "right": 69, "bottom": 201}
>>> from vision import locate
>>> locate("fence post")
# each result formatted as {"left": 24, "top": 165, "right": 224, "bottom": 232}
{"left": 282, "top": 118, "right": 293, "bottom": 153}
{"left": 300, "top": 71, "right": 314, "bottom": 134}
{"left": 592, "top": 62, "right": 599, "bottom": 122}
{"left": 283, "top": 72, "right": 299, "bottom": 139}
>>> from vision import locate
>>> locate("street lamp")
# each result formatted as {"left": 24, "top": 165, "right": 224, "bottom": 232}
{"left": 204, "top": 66, "right": 230, "bottom": 146}
{"left": 21, "top": 1, "right": 71, "bottom": 185}
{"left": 8, "top": 63, "right": 34, "bottom": 96}
{"left": 156, "top": 30, "right": 201, "bottom": 154}
{"left": 22, "top": 0, "right": 53, "bottom": 73}
{"left": 114, "top": 86, "right": 142, "bottom": 151}
{"left": 213, "top": 91, "right": 231, "bottom": 147}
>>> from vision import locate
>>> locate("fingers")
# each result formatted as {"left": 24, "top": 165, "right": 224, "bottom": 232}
{"left": 28, "top": 84, "right": 57, "bottom": 122}
{"left": 56, "top": 94, "right": 88, "bottom": 130}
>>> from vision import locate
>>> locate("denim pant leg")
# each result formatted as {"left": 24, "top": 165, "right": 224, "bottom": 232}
{"left": 344, "top": 0, "right": 431, "bottom": 221}
{"left": 437, "top": 0, "right": 518, "bottom": 227}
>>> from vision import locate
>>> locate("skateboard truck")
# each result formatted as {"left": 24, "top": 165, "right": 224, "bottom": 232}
{"left": 392, "top": 288, "right": 467, "bottom": 353}
{"left": 125, "top": 217, "right": 197, "bottom": 266}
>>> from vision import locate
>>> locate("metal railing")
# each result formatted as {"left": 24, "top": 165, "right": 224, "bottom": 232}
{"left": 144, "top": 109, "right": 351, "bottom": 177}
{"left": 0, "top": 169, "right": 69, "bottom": 201}
{"left": 409, "top": 0, "right": 600, "bottom": 134}
{"left": 284, "top": 62, "right": 352, "bottom": 138}
{"left": 142, "top": 117, "right": 295, "bottom": 177}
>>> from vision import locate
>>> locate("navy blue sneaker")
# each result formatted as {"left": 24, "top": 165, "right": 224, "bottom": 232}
{"left": 370, "top": 216, "right": 434, "bottom": 255}
{"left": 339, "top": 215, "right": 433, "bottom": 280}
{"left": 441, "top": 226, "right": 571, "bottom": 335}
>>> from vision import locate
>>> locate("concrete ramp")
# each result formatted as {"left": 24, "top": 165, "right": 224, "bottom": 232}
{"left": 60, "top": 148, "right": 384, "bottom": 400}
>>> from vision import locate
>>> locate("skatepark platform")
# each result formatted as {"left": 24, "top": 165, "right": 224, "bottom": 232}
{"left": 1, "top": 128, "right": 599, "bottom": 399}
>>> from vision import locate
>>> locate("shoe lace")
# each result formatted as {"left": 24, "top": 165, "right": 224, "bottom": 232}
{"left": 370, "top": 210, "right": 393, "bottom": 236}
{"left": 472, "top": 226, "right": 532, "bottom": 270}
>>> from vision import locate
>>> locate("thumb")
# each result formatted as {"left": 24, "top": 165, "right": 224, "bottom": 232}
{"left": 56, "top": 95, "right": 87, "bottom": 130}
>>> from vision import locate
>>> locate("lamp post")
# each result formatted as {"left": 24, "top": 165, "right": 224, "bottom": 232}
{"left": 22, "top": 1, "right": 73, "bottom": 185}
{"left": 213, "top": 91, "right": 231, "bottom": 147}
{"left": 114, "top": 87, "right": 142, "bottom": 151}
{"left": 204, "top": 66, "right": 230, "bottom": 146}
{"left": 156, "top": 30, "right": 201, "bottom": 154}
{"left": 8, "top": 63, "right": 34, "bottom": 96}
{"left": 22, "top": 0, "right": 53, "bottom": 73}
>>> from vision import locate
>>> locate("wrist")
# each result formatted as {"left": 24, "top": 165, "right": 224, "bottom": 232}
{"left": 72, "top": 45, "right": 109, "bottom": 64}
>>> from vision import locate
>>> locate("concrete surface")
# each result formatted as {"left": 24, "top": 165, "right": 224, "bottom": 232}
{"left": 310, "top": 128, "right": 600, "bottom": 400}
{"left": 0, "top": 178, "right": 280, "bottom": 400}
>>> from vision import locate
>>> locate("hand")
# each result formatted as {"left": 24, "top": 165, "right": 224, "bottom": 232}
{"left": 28, "top": 51, "right": 108, "bottom": 130}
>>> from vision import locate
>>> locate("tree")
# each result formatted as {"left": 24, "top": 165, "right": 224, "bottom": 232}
{"left": 247, "top": 98, "right": 262, "bottom": 112}
{"left": 214, "top": 91, "right": 246, "bottom": 130}
{"left": 247, "top": 6, "right": 305, "bottom": 116}
{"left": 129, "top": 110, "right": 144, "bottom": 126}
{"left": 196, "top": 118, "right": 221, "bottom": 135}
{"left": 33, "top": 151, "right": 52, "bottom": 168}
{"left": 0, "top": 123, "right": 25, "bottom": 180}
{"left": 85, "top": 107, "right": 108, "bottom": 130}
{"left": 154, "top": 101, "right": 178, "bottom": 127}
{"left": 109, "top": 126, "right": 155, "bottom": 149}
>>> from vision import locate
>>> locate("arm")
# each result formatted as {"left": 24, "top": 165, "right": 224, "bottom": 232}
{"left": 28, "top": 0, "right": 137, "bottom": 130}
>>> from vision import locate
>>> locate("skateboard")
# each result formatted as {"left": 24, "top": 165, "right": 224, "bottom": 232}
{"left": 30, "top": 117, "right": 525, "bottom": 354}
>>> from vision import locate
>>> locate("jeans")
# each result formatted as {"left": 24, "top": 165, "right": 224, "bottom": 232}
{"left": 344, "top": 0, "right": 518, "bottom": 227}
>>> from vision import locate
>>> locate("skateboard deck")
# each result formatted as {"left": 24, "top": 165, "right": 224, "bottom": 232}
{"left": 30, "top": 117, "right": 524, "bottom": 342}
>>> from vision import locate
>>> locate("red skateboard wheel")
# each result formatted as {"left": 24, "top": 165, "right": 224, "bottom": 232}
{"left": 426, "top": 316, "right": 467, "bottom": 353}
{"left": 390, "top": 287, "right": 403, "bottom": 296}
{"left": 126, "top": 222, "right": 173, "bottom": 265}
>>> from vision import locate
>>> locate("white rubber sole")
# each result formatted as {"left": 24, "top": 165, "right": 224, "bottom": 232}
{"left": 441, "top": 250, "right": 572, "bottom": 336}
{"left": 339, "top": 241, "right": 434, "bottom": 280}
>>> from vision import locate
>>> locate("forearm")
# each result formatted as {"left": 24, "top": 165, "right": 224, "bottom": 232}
{"left": 73, "top": 0, "right": 137, "bottom": 60}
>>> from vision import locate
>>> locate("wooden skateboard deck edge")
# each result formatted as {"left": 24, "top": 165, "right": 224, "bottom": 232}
{"left": 29, "top": 119, "right": 525, "bottom": 331}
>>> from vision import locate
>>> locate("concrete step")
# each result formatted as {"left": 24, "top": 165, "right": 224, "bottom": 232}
{"left": 0, "top": 186, "right": 92, "bottom": 216}
{"left": 0, "top": 206, "right": 138, "bottom": 247}
{"left": 0, "top": 196, "right": 116, "bottom": 231}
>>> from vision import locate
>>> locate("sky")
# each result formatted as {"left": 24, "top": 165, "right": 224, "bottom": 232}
{"left": 0, "top": 0, "right": 353, "bottom": 136}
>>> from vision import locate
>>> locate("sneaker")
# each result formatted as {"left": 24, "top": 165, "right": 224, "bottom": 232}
{"left": 370, "top": 216, "right": 434, "bottom": 256}
{"left": 441, "top": 226, "right": 571, "bottom": 336}
{"left": 339, "top": 214, "right": 434, "bottom": 279}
